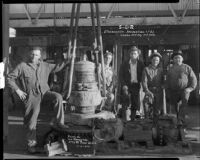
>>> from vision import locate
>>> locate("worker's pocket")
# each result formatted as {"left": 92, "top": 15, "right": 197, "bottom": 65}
{"left": 24, "top": 74, "right": 33, "bottom": 94}
{"left": 24, "top": 74, "right": 33, "bottom": 86}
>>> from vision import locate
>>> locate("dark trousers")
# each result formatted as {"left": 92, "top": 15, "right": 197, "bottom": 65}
{"left": 23, "top": 90, "right": 64, "bottom": 147}
{"left": 3, "top": 87, "right": 14, "bottom": 139}
{"left": 3, "top": 89, "right": 8, "bottom": 139}
{"left": 129, "top": 83, "right": 140, "bottom": 120}
{"left": 143, "top": 88, "right": 163, "bottom": 123}
{"left": 169, "top": 89, "right": 190, "bottom": 124}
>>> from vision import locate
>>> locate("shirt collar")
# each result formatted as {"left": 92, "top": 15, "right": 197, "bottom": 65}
{"left": 149, "top": 64, "right": 158, "bottom": 69}
{"left": 129, "top": 59, "right": 137, "bottom": 65}
{"left": 28, "top": 61, "right": 41, "bottom": 70}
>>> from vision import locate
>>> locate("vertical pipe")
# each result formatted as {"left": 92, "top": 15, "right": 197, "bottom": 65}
{"left": 66, "top": 3, "right": 81, "bottom": 99}
{"left": 95, "top": 3, "right": 106, "bottom": 97}
{"left": 62, "top": 3, "right": 76, "bottom": 93}
{"left": 53, "top": 3, "right": 56, "bottom": 54}
{"left": 67, "top": 3, "right": 76, "bottom": 59}
{"left": 113, "top": 42, "right": 118, "bottom": 114}
{"left": 90, "top": 3, "right": 101, "bottom": 90}
{"left": 90, "top": 3, "right": 97, "bottom": 48}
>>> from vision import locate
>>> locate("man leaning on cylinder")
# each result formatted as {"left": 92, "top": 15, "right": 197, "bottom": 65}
{"left": 6, "top": 46, "right": 70, "bottom": 154}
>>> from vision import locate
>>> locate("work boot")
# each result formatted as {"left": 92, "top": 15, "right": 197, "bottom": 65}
{"left": 135, "top": 110, "right": 141, "bottom": 119}
{"left": 27, "top": 140, "right": 37, "bottom": 154}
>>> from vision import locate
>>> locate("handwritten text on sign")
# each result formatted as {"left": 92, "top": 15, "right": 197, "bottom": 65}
{"left": 67, "top": 135, "right": 93, "bottom": 148}
{"left": 103, "top": 29, "right": 156, "bottom": 37}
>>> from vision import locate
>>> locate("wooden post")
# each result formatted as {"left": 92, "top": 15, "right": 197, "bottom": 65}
{"left": 66, "top": 3, "right": 81, "bottom": 99}
{"left": 95, "top": 3, "right": 106, "bottom": 97}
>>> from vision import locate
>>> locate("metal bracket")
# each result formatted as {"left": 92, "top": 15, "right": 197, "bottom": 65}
{"left": 168, "top": 1, "right": 192, "bottom": 23}
{"left": 23, "top": 4, "right": 44, "bottom": 24}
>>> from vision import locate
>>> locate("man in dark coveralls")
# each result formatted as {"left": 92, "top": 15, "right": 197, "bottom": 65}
{"left": 6, "top": 47, "right": 69, "bottom": 153}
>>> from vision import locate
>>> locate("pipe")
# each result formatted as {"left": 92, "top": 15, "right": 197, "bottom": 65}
{"left": 66, "top": 3, "right": 81, "bottom": 99}
{"left": 90, "top": 3, "right": 101, "bottom": 90}
{"left": 95, "top": 3, "right": 106, "bottom": 97}
{"left": 62, "top": 3, "right": 76, "bottom": 94}
{"left": 67, "top": 3, "right": 76, "bottom": 59}
{"left": 90, "top": 3, "right": 97, "bottom": 48}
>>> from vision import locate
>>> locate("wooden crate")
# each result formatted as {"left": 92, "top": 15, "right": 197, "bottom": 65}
{"left": 123, "top": 120, "right": 153, "bottom": 142}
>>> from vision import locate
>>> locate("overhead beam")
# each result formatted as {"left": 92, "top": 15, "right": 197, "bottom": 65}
{"left": 9, "top": 10, "right": 200, "bottom": 19}
{"left": 10, "top": 16, "right": 199, "bottom": 28}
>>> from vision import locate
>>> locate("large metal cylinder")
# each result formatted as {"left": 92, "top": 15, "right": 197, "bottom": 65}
{"left": 68, "top": 60, "right": 102, "bottom": 114}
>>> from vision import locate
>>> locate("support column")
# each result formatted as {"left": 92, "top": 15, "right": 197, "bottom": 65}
{"left": 2, "top": 3, "right": 9, "bottom": 60}
{"left": 2, "top": 3, "right": 9, "bottom": 141}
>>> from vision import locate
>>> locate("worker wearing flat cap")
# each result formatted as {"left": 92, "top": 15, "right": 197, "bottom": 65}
{"left": 6, "top": 46, "right": 70, "bottom": 153}
{"left": 119, "top": 46, "right": 145, "bottom": 120}
{"left": 142, "top": 51, "right": 164, "bottom": 121}
{"left": 166, "top": 51, "right": 197, "bottom": 127}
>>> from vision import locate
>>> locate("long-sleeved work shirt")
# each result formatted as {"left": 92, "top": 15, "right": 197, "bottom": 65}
{"left": 142, "top": 64, "right": 164, "bottom": 93}
{"left": 6, "top": 61, "right": 67, "bottom": 96}
{"left": 166, "top": 63, "right": 197, "bottom": 91}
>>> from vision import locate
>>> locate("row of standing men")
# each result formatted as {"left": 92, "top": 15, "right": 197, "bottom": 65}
{"left": 101, "top": 46, "right": 197, "bottom": 126}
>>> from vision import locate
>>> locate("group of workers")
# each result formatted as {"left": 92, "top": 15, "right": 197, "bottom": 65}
{"left": 3, "top": 45, "right": 197, "bottom": 154}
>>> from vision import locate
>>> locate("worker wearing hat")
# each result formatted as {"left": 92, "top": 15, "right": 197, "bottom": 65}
{"left": 142, "top": 51, "right": 164, "bottom": 120}
{"left": 119, "top": 46, "right": 145, "bottom": 120}
{"left": 100, "top": 50, "right": 116, "bottom": 111}
{"left": 7, "top": 46, "right": 70, "bottom": 153}
{"left": 166, "top": 51, "right": 197, "bottom": 126}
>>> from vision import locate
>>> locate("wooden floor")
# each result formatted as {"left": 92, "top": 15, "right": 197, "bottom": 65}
{"left": 3, "top": 104, "right": 200, "bottom": 159}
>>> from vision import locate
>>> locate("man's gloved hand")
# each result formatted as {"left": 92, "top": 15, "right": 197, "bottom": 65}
{"left": 16, "top": 89, "right": 27, "bottom": 101}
